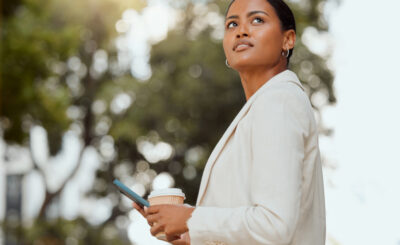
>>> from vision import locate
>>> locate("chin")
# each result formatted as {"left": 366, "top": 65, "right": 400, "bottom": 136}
{"left": 232, "top": 55, "right": 280, "bottom": 70}
{"left": 232, "top": 59, "right": 261, "bottom": 70}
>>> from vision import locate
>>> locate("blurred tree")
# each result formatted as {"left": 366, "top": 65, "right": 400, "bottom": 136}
{"left": 1, "top": 0, "right": 146, "bottom": 242}
{"left": 0, "top": 0, "right": 336, "bottom": 243}
{"left": 2, "top": 218, "right": 128, "bottom": 245}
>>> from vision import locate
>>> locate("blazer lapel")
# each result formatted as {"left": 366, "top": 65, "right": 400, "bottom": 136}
{"left": 196, "top": 97, "right": 254, "bottom": 205}
{"left": 196, "top": 70, "right": 302, "bottom": 205}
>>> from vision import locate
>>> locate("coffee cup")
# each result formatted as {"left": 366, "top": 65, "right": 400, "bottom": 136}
{"left": 148, "top": 188, "right": 186, "bottom": 240}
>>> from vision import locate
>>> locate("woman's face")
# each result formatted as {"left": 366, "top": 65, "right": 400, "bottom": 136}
{"left": 223, "top": 0, "right": 291, "bottom": 70}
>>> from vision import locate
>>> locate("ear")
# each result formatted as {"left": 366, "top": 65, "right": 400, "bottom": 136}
{"left": 282, "top": 29, "right": 296, "bottom": 50}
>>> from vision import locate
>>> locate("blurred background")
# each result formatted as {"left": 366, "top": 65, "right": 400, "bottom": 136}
{"left": 1, "top": 0, "right": 399, "bottom": 244}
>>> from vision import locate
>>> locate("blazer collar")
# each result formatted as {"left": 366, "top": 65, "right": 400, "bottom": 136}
{"left": 196, "top": 70, "right": 303, "bottom": 205}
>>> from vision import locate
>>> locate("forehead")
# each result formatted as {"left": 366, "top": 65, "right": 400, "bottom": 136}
{"left": 227, "top": 0, "right": 275, "bottom": 16}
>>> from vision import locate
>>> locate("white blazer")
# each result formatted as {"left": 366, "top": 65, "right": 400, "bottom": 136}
{"left": 187, "top": 70, "right": 326, "bottom": 245}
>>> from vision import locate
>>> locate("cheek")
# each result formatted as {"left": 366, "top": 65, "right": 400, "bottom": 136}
{"left": 222, "top": 36, "right": 232, "bottom": 58}
{"left": 254, "top": 29, "right": 283, "bottom": 54}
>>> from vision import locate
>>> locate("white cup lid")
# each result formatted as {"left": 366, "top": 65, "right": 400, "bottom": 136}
{"left": 148, "top": 188, "right": 185, "bottom": 199}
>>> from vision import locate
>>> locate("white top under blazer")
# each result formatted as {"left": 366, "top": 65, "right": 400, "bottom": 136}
{"left": 187, "top": 70, "right": 326, "bottom": 245}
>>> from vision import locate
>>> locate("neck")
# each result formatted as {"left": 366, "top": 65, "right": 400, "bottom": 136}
{"left": 238, "top": 62, "right": 287, "bottom": 101}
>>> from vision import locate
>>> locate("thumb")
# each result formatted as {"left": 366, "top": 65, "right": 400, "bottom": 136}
{"left": 170, "top": 238, "right": 188, "bottom": 245}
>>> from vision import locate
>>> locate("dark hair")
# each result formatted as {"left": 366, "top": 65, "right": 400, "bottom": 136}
{"left": 226, "top": 0, "right": 296, "bottom": 65}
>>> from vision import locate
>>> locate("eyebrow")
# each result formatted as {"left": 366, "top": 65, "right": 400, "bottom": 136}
{"left": 226, "top": 10, "right": 270, "bottom": 21}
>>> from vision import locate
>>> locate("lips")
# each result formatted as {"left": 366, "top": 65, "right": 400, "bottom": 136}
{"left": 233, "top": 40, "right": 254, "bottom": 51}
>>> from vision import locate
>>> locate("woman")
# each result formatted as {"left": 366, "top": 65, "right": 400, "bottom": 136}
{"left": 133, "top": 0, "right": 326, "bottom": 244}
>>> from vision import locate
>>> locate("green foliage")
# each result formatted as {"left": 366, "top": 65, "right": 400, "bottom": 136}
{"left": 1, "top": 0, "right": 80, "bottom": 152}
{"left": 2, "top": 218, "right": 127, "bottom": 245}
{"left": 1, "top": 0, "right": 146, "bottom": 154}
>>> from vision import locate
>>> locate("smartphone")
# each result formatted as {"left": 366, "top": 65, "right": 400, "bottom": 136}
{"left": 113, "top": 179, "right": 150, "bottom": 208}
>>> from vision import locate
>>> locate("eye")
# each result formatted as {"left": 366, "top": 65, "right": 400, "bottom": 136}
{"left": 226, "top": 21, "right": 237, "bottom": 29}
{"left": 252, "top": 17, "right": 264, "bottom": 24}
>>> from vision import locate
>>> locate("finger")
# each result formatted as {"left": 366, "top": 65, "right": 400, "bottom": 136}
{"left": 146, "top": 213, "right": 161, "bottom": 225}
{"left": 146, "top": 205, "right": 162, "bottom": 215}
{"left": 180, "top": 232, "right": 190, "bottom": 242}
{"left": 132, "top": 202, "right": 142, "bottom": 210}
{"left": 132, "top": 202, "right": 144, "bottom": 211}
{"left": 150, "top": 222, "right": 164, "bottom": 236}
{"left": 166, "top": 233, "right": 182, "bottom": 243}
{"left": 170, "top": 238, "right": 188, "bottom": 245}
{"left": 132, "top": 202, "right": 145, "bottom": 216}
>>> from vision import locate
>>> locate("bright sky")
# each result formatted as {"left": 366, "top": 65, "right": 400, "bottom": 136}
{"left": 1, "top": 0, "right": 400, "bottom": 244}
{"left": 321, "top": 0, "right": 400, "bottom": 244}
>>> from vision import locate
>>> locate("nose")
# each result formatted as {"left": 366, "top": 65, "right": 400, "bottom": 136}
{"left": 236, "top": 23, "right": 249, "bottom": 38}
{"left": 236, "top": 33, "right": 248, "bottom": 38}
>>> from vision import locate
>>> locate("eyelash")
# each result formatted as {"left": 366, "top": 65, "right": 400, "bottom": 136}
{"left": 253, "top": 17, "right": 264, "bottom": 24}
{"left": 226, "top": 17, "right": 264, "bottom": 29}
{"left": 227, "top": 21, "right": 237, "bottom": 29}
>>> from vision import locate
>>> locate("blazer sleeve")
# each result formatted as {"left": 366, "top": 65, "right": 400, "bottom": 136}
{"left": 187, "top": 84, "right": 310, "bottom": 245}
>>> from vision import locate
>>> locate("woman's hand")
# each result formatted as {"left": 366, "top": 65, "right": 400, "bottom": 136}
{"left": 145, "top": 204, "right": 195, "bottom": 242}
{"left": 170, "top": 232, "right": 191, "bottom": 245}
{"left": 132, "top": 202, "right": 147, "bottom": 217}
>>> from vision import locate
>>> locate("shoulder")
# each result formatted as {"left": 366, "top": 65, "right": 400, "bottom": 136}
{"left": 249, "top": 70, "right": 308, "bottom": 106}
{"left": 252, "top": 80, "right": 311, "bottom": 115}
{"left": 247, "top": 79, "right": 315, "bottom": 135}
